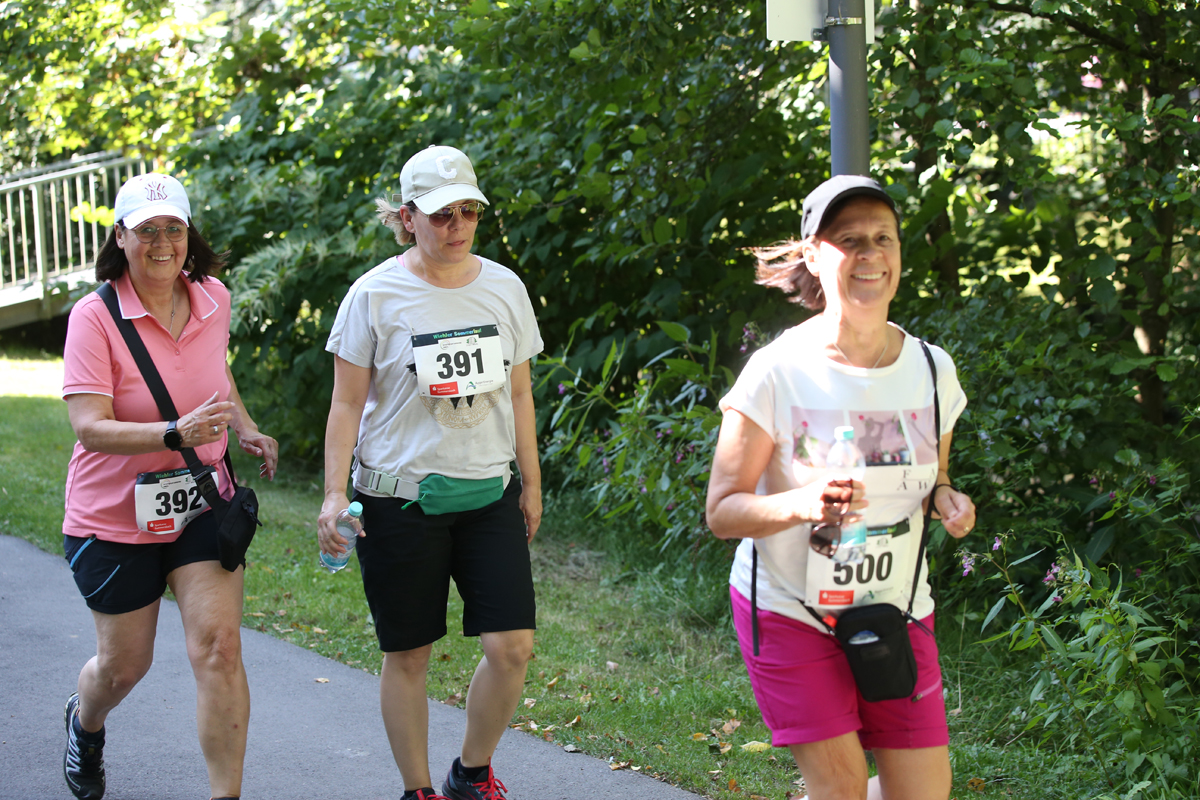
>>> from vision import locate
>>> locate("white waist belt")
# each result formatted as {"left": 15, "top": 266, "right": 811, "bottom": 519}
{"left": 354, "top": 464, "right": 511, "bottom": 501}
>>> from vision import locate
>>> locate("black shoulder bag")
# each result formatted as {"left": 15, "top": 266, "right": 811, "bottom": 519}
{"left": 749, "top": 339, "right": 941, "bottom": 703}
{"left": 97, "top": 282, "right": 262, "bottom": 572}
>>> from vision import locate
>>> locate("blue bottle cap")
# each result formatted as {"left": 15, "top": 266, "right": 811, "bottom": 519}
{"left": 348, "top": 501, "right": 363, "bottom": 516}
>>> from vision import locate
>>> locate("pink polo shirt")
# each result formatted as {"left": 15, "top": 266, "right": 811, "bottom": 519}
{"left": 62, "top": 272, "right": 235, "bottom": 544}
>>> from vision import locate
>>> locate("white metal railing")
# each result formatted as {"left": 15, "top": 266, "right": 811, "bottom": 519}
{"left": 0, "top": 154, "right": 148, "bottom": 300}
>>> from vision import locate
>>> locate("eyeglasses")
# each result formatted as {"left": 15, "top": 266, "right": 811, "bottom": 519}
{"left": 127, "top": 223, "right": 187, "bottom": 243}
{"left": 422, "top": 202, "right": 485, "bottom": 227}
{"left": 809, "top": 478, "right": 854, "bottom": 558}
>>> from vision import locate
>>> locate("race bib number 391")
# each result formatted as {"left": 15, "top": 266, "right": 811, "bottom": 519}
{"left": 134, "top": 468, "right": 215, "bottom": 534}
{"left": 412, "top": 325, "right": 505, "bottom": 398}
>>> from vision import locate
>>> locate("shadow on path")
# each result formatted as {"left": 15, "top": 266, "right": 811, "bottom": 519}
{"left": 0, "top": 535, "right": 700, "bottom": 800}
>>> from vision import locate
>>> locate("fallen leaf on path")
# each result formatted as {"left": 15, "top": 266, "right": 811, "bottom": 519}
{"left": 563, "top": 744, "right": 581, "bottom": 753}
{"left": 438, "top": 653, "right": 452, "bottom": 661}
{"left": 967, "top": 777, "right": 986, "bottom": 792}
{"left": 722, "top": 719, "right": 742, "bottom": 734}
{"left": 444, "top": 692, "right": 463, "bottom": 707}
{"left": 606, "top": 661, "right": 619, "bottom": 672}
{"left": 247, "top": 612, "right": 265, "bottom": 617}
{"left": 609, "top": 761, "right": 630, "bottom": 771}
{"left": 565, "top": 715, "right": 582, "bottom": 727}
{"left": 728, "top": 778, "right": 740, "bottom": 792}
{"left": 692, "top": 732, "right": 708, "bottom": 741}
{"left": 740, "top": 741, "right": 771, "bottom": 753}
{"left": 314, "top": 678, "right": 329, "bottom": 683}
{"left": 547, "top": 676, "right": 560, "bottom": 689}
{"left": 312, "top": 627, "right": 327, "bottom": 634}
{"left": 523, "top": 698, "right": 537, "bottom": 708}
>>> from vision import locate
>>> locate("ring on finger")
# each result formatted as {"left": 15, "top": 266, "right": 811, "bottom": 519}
{"left": 212, "top": 425, "right": 219, "bottom": 434}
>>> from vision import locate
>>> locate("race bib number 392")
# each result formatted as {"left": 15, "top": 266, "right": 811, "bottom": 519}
{"left": 134, "top": 468, "right": 215, "bottom": 534}
{"left": 412, "top": 325, "right": 505, "bottom": 398}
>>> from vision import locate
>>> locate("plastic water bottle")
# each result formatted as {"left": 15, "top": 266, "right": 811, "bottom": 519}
{"left": 320, "top": 502, "right": 364, "bottom": 573}
{"left": 827, "top": 426, "right": 867, "bottom": 565}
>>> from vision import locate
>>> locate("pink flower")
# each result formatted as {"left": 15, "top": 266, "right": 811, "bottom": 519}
{"left": 558, "top": 383, "right": 567, "bottom": 395}
{"left": 1148, "top": 476, "right": 1157, "bottom": 485}
{"left": 1081, "top": 73, "right": 1103, "bottom": 89}
{"left": 992, "top": 537, "right": 1001, "bottom": 551}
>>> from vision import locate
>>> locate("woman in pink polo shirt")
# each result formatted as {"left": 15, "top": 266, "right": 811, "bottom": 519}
{"left": 60, "top": 173, "right": 278, "bottom": 800}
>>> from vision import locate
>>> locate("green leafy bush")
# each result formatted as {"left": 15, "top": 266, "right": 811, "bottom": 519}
{"left": 961, "top": 525, "right": 1200, "bottom": 794}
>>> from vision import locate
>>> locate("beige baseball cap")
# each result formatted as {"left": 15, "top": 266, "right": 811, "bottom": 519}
{"left": 398, "top": 145, "right": 489, "bottom": 214}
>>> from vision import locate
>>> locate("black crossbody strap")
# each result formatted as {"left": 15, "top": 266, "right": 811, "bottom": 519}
{"left": 911, "top": 340, "right": 941, "bottom": 620}
{"left": 95, "top": 282, "right": 227, "bottom": 507}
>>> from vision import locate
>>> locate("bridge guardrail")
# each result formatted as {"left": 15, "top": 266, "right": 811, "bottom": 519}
{"left": 0, "top": 155, "right": 148, "bottom": 327}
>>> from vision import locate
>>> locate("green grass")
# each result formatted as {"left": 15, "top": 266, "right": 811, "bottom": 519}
{"left": 0, "top": 356, "right": 1127, "bottom": 800}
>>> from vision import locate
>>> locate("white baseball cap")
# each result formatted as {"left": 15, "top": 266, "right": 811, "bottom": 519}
{"left": 114, "top": 173, "right": 192, "bottom": 229}
{"left": 399, "top": 145, "right": 489, "bottom": 214}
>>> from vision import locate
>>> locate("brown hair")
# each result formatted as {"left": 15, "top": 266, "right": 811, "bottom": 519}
{"left": 753, "top": 195, "right": 901, "bottom": 311}
{"left": 94, "top": 223, "right": 230, "bottom": 283}
{"left": 375, "top": 197, "right": 416, "bottom": 245}
{"left": 752, "top": 239, "right": 824, "bottom": 310}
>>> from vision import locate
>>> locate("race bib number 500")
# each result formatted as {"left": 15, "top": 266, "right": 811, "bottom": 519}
{"left": 412, "top": 325, "right": 506, "bottom": 398}
{"left": 805, "top": 528, "right": 913, "bottom": 609}
{"left": 134, "top": 468, "right": 217, "bottom": 534}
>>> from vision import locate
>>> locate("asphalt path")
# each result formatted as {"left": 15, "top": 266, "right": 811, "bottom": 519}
{"left": 0, "top": 534, "right": 701, "bottom": 800}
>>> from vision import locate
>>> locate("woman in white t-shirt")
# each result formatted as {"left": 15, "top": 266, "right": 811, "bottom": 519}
{"left": 319, "top": 145, "right": 543, "bottom": 800}
{"left": 706, "top": 175, "right": 976, "bottom": 800}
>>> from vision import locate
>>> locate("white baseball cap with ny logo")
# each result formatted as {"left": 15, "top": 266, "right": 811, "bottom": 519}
{"left": 113, "top": 173, "right": 192, "bottom": 230}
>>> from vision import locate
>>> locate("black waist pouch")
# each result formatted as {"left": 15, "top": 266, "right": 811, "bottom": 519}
{"left": 833, "top": 603, "right": 918, "bottom": 703}
{"left": 214, "top": 485, "right": 262, "bottom": 572}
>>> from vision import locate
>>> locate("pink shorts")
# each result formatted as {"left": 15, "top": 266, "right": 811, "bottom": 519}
{"left": 731, "top": 586, "right": 949, "bottom": 750}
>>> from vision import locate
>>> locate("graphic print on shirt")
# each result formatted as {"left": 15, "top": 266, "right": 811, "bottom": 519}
{"left": 408, "top": 323, "right": 509, "bottom": 429}
{"left": 791, "top": 405, "right": 939, "bottom": 608}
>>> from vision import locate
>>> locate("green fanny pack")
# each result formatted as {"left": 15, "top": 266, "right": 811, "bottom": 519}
{"left": 403, "top": 473, "right": 505, "bottom": 515}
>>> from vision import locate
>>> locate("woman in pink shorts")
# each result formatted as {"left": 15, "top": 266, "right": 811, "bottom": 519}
{"left": 706, "top": 175, "right": 977, "bottom": 800}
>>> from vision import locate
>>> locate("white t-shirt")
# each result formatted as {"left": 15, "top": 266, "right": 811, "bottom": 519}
{"left": 720, "top": 323, "right": 967, "bottom": 629}
{"left": 326, "top": 254, "right": 544, "bottom": 495}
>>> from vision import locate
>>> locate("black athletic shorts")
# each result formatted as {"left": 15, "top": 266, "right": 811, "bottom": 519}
{"left": 355, "top": 477, "right": 536, "bottom": 653}
{"left": 63, "top": 510, "right": 226, "bottom": 615}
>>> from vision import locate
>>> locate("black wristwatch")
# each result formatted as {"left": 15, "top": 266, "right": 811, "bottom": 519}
{"left": 163, "top": 419, "right": 184, "bottom": 451}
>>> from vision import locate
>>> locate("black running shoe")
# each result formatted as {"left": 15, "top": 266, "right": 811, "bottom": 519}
{"left": 64, "top": 692, "right": 105, "bottom": 800}
{"left": 441, "top": 762, "right": 508, "bottom": 800}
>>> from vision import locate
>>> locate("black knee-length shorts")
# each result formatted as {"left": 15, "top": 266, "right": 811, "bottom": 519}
{"left": 354, "top": 478, "right": 536, "bottom": 653}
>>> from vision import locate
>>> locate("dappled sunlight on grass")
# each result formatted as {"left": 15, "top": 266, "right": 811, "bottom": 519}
{"left": 0, "top": 355, "right": 64, "bottom": 398}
